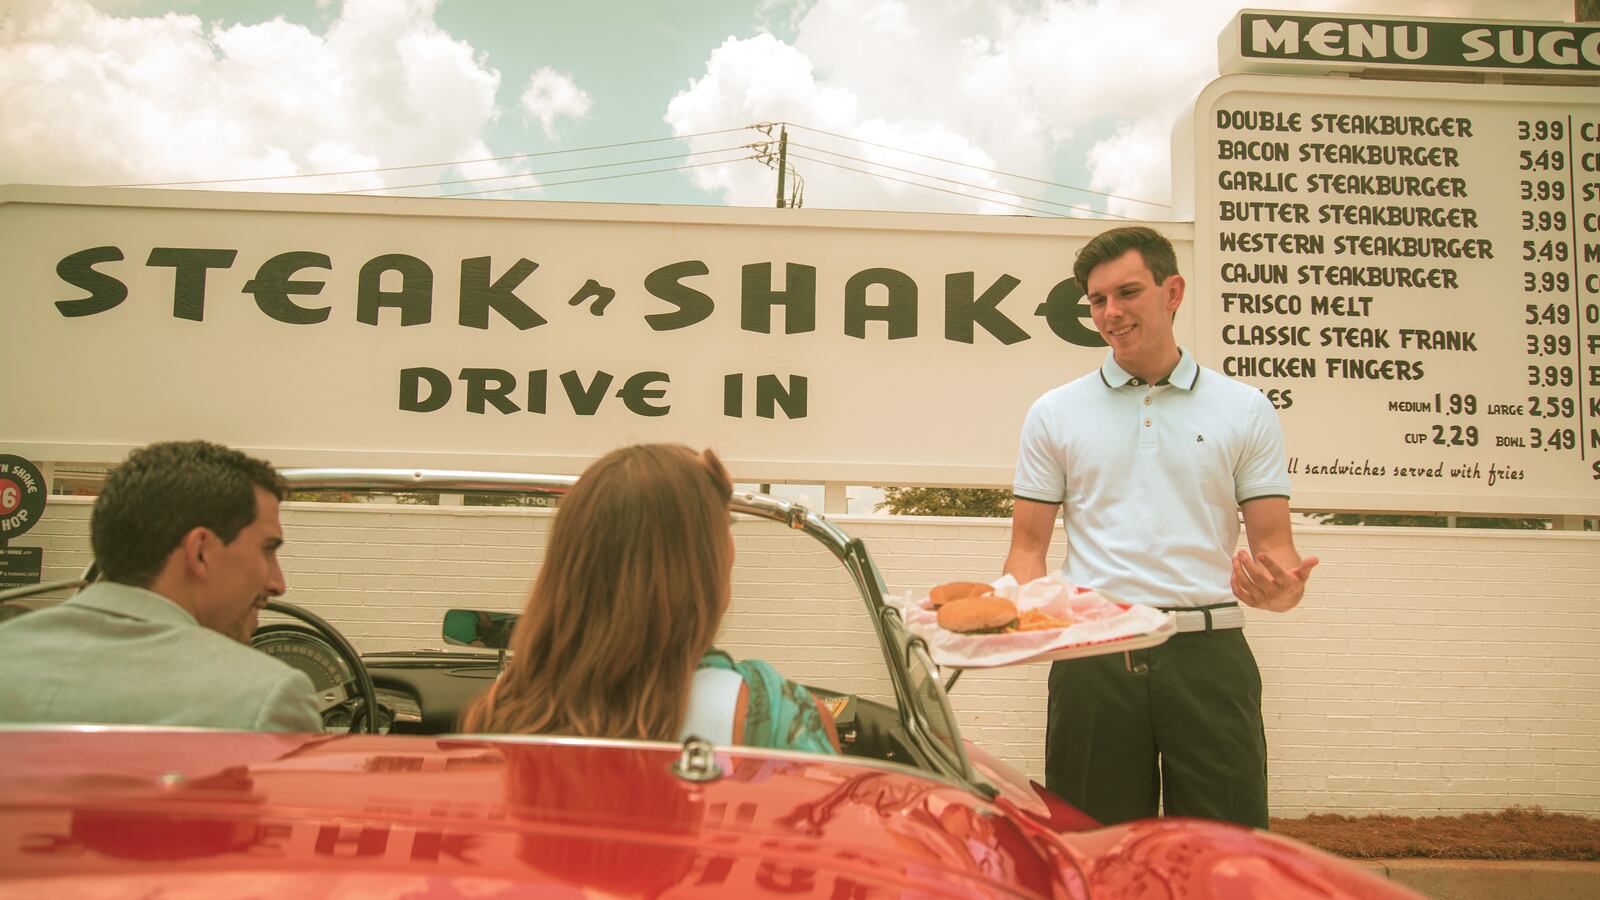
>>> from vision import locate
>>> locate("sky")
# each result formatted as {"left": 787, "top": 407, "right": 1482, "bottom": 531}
{"left": 0, "top": 0, "right": 1572, "bottom": 221}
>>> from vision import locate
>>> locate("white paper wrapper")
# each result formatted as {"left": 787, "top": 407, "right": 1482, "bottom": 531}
{"left": 890, "top": 573, "right": 1175, "bottom": 668}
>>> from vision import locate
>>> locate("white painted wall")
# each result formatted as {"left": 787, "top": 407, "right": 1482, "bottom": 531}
{"left": 25, "top": 497, "right": 1599, "bottom": 818}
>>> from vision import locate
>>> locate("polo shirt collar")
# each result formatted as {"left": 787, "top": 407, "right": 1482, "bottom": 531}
{"left": 1099, "top": 347, "right": 1200, "bottom": 391}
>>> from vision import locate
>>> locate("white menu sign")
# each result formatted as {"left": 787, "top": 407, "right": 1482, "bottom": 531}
{"left": 1188, "top": 74, "right": 1600, "bottom": 516}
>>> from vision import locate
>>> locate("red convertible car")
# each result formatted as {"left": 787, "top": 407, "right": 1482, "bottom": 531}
{"left": 0, "top": 469, "right": 1415, "bottom": 899}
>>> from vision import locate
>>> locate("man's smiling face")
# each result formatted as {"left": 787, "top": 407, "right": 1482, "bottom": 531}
{"left": 1085, "top": 249, "right": 1184, "bottom": 374}
{"left": 194, "top": 487, "right": 286, "bottom": 644}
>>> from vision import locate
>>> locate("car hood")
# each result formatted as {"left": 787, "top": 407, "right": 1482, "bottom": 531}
{"left": 0, "top": 730, "right": 1413, "bottom": 899}
{"left": 0, "top": 729, "right": 1070, "bottom": 898}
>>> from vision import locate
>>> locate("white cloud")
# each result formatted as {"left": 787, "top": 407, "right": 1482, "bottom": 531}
{"left": 666, "top": 33, "right": 858, "bottom": 208}
{"left": 666, "top": 0, "right": 1576, "bottom": 217}
{"left": 520, "top": 67, "right": 593, "bottom": 138}
{"left": 0, "top": 0, "right": 522, "bottom": 194}
{"left": 1004, "top": 0, "right": 1572, "bottom": 215}
{"left": 1086, "top": 118, "right": 1174, "bottom": 219}
{"left": 664, "top": 6, "right": 1034, "bottom": 214}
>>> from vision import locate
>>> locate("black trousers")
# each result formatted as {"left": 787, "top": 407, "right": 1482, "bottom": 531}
{"left": 1044, "top": 628, "right": 1269, "bottom": 828}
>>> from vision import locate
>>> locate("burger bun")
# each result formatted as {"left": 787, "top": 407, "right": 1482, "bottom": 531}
{"left": 929, "top": 580, "right": 997, "bottom": 609}
{"left": 937, "top": 595, "right": 1019, "bottom": 634}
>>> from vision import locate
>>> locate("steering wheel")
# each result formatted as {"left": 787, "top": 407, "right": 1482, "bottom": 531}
{"left": 265, "top": 599, "right": 380, "bottom": 733}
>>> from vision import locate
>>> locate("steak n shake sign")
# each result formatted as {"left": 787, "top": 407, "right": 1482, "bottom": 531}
{"left": 0, "top": 186, "right": 1144, "bottom": 485}
{"left": 6, "top": 11, "right": 1598, "bottom": 516}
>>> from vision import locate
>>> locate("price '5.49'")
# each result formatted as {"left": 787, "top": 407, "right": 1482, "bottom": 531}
{"left": 1525, "top": 302, "right": 1572, "bottom": 324}
{"left": 1518, "top": 149, "right": 1566, "bottom": 171}
{"left": 1523, "top": 240, "right": 1570, "bottom": 262}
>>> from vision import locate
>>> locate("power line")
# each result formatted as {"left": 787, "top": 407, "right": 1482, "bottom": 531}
{"left": 425, "top": 157, "right": 761, "bottom": 199}
{"left": 780, "top": 139, "right": 1128, "bottom": 219}
{"left": 95, "top": 115, "right": 1161, "bottom": 214}
{"left": 775, "top": 121, "right": 1166, "bottom": 209}
{"left": 784, "top": 152, "right": 1067, "bottom": 218}
{"left": 330, "top": 144, "right": 757, "bottom": 195}
{"left": 750, "top": 128, "right": 805, "bottom": 208}
{"left": 97, "top": 126, "right": 760, "bottom": 189}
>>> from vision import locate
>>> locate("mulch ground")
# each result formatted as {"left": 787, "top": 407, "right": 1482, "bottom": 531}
{"left": 1271, "top": 807, "right": 1600, "bottom": 860}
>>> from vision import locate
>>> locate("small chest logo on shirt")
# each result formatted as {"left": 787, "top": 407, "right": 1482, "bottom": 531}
{"left": 1196, "top": 434, "right": 1205, "bottom": 442}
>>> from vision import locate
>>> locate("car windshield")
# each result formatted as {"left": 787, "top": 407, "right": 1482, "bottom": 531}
{"left": 265, "top": 469, "right": 977, "bottom": 784}
{"left": 0, "top": 469, "right": 981, "bottom": 787}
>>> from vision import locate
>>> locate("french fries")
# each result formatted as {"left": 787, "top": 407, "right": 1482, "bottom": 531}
{"left": 1014, "top": 608, "right": 1075, "bottom": 632}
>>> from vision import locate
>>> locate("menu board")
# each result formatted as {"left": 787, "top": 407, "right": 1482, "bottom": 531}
{"left": 1189, "top": 75, "right": 1599, "bottom": 516}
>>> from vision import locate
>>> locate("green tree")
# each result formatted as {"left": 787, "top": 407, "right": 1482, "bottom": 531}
{"left": 463, "top": 493, "right": 558, "bottom": 508}
{"left": 876, "top": 487, "right": 1013, "bottom": 517}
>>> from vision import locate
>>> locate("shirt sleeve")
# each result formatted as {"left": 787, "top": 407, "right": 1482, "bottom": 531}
{"left": 1012, "top": 395, "right": 1066, "bottom": 503}
{"left": 732, "top": 658, "right": 838, "bottom": 755}
{"left": 255, "top": 669, "right": 325, "bottom": 732}
{"left": 1235, "top": 390, "right": 1293, "bottom": 503}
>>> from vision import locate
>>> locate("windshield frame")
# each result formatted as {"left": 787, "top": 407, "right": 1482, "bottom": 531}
{"left": 277, "top": 468, "right": 982, "bottom": 786}
{"left": 1, "top": 468, "right": 983, "bottom": 788}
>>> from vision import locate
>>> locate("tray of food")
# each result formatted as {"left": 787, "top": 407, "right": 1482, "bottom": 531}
{"left": 890, "top": 574, "right": 1176, "bottom": 669}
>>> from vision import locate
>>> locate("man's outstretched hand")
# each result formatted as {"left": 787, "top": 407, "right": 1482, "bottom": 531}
{"left": 1231, "top": 550, "right": 1318, "bottom": 612}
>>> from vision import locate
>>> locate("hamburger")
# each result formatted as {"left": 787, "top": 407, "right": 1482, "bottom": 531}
{"left": 937, "top": 594, "right": 1019, "bottom": 635}
{"left": 928, "top": 580, "right": 997, "bottom": 609}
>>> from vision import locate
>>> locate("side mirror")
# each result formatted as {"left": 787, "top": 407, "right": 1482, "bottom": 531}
{"left": 442, "top": 609, "right": 519, "bottom": 650}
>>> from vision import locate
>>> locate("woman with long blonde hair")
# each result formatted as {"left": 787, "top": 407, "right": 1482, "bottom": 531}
{"left": 462, "top": 444, "right": 837, "bottom": 752}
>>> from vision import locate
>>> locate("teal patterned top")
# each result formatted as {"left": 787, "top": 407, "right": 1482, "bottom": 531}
{"left": 698, "top": 649, "right": 838, "bottom": 755}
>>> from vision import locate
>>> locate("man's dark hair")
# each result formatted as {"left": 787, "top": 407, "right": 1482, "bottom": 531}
{"left": 91, "top": 441, "right": 286, "bottom": 587}
{"left": 1073, "top": 225, "right": 1180, "bottom": 290}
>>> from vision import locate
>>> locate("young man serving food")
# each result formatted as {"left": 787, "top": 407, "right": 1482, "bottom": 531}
{"left": 1004, "top": 226, "right": 1317, "bottom": 828}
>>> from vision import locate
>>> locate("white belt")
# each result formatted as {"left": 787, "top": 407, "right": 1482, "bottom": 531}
{"left": 1162, "top": 603, "right": 1246, "bottom": 633}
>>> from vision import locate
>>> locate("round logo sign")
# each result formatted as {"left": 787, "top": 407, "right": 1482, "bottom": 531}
{"left": 0, "top": 455, "right": 47, "bottom": 542}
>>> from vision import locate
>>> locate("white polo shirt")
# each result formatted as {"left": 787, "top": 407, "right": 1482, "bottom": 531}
{"left": 1013, "top": 348, "right": 1291, "bottom": 609}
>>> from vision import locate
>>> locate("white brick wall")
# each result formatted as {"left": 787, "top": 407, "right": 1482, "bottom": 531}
{"left": 24, "top": 497, "right": 1599, "bottom": 817}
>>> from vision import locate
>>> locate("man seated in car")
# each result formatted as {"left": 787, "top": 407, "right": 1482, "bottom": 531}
{"left": 0, "top": 440, "right": 322, "bottom": 731}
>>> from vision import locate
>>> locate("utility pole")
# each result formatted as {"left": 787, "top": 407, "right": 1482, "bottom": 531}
{"left": 774, "top": 125, "right": 788, "bottom": 208}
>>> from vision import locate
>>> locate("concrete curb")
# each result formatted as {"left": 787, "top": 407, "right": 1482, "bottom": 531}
{"left": 1351, "top": 859, "right": 1599, "bottom": 899}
